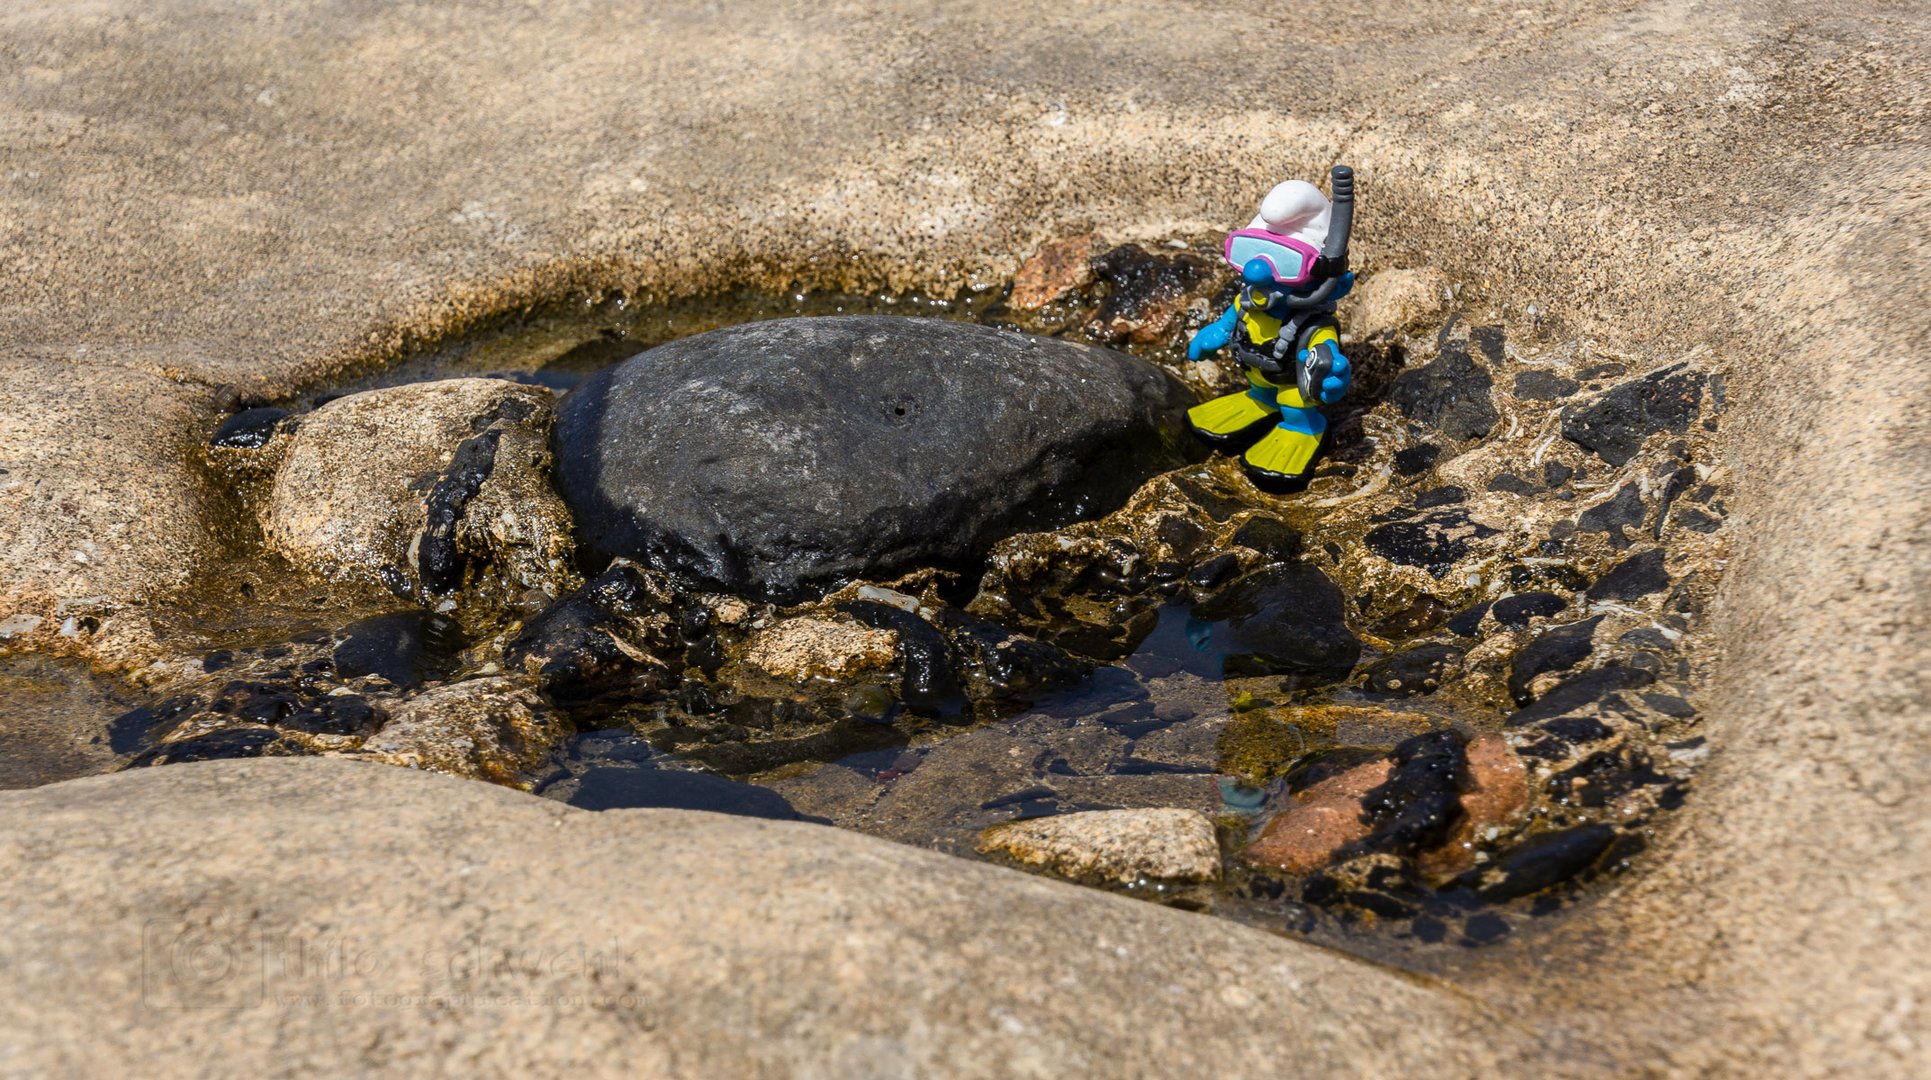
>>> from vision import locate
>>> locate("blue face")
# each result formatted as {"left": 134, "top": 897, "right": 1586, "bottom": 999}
{"left": 1241, "top": 257, "right": 1276, "bottom": 285}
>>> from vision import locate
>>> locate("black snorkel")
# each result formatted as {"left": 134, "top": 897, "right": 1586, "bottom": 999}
{"left": 1281, "top": 163, "right": 1354, "bottom": 311}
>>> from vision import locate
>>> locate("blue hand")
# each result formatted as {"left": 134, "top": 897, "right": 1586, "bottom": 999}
{"left": 1320, "top": 352, "right": 1352, "bottom": 403}
{"left": 1187, "top": 322, "right": 1230, "bottom": 360}
{"left": 1188, "top": 305, "right": 1239, "bottom": 360}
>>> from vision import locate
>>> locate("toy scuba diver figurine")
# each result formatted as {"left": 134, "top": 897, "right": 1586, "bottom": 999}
{"left": 1186, "top": 165, "right": 1356, "bottom": 487}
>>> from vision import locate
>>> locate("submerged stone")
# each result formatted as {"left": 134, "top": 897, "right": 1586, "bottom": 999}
{"left": 209, "top": 407, "right": 290, "bottom": 449}
{"left": 979, "top": 807, "right": 1221, "bottom": 886}
{"left": 1587, "top": 548, "right": 1672, "bottom": 601}
{"left": 1508, "top": 616, "right": 1605, "bottom": 705}
{"left": 1191, "top": 563, "right": 1362, "bottom": 681}
{"left": 1362, "top": 643, "right": 1462, "bottom": 696}
{"left": 1560, "top": 365, "right": 1705, "bottom": 466}
{"left": 1473, "top": 823, "right": 1616, "bottom": 900}
{"left": 1491, "top": 591, "right": 1568, "bottom": 628}
{"left": 552, "top": 316, "right": 1194, "bottom": 600}
{"left": 1244, "top": 758, "right": 1391, "bottom": 874}
{"left": 333, "top": 611, "right": 462, "bottom": 688}
{"left": 1363, "top": 508, "right": 1497, "bottom": 578}
{"left": 351, "top": 676, "right": 562, "bottom": 784}
{"left": 839, "top": 600, "right": 963, "bottom": 715}
{"left": 1386, "top": 341, "right": 1498, "bottom": 442}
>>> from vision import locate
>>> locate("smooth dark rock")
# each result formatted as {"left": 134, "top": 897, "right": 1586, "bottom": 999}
{"left": 1461, "top": 913, "right": 1513, "bottom": 944}
{"left": 1539, "top": 715, "right": 1615, "bottom": 744}
{"left": 1372, "top": 595, "right": 1453, "bottom": 638}
{"left": 552, "top": 316, "right": 1194, "bottom": 600}
{"left": 209, "top": 407, "right": 290, "bottom": 449}
{"left": 1411, "top": 915, "right": 1448, "bottom": 943}
{"left": 1364, "top": 509, "right": 1496, "bottom": 578}
{"left": 1386, "top": 342, "right": 1498, "bottom": 442}
{"left": 417, "top": 428, "right": 500, "bottom": 595}
{"left": 279, "top": 694, "right": 383, "bottom": 737}
{"left": 334, "top": 612, "right": 462, "bottom": 688}
{"left": 1578, "top": 483, "right": 1646, "bottom": 548}
{"left": 839, "top": 600, "right": 964, "bottom": 716}
{"left": 1362, "top": 644, "right": 1462, "bottom": 696}
{"left": 1415, "top": 485, "right": 1466, "bottom": 508}
{"left": 1229, "top": 515, "right": 1303, "bottom": 562}
{"left": 1349, "top": 730, "right": 1467, "bottom": 858}
{"left": 1514, "top": 370, "right": 1579, "bottom": 401}
{"left": 1588, "top": 549, "right": 1671, "bottom": 601}
{"left": 1186, "top": 552, "right": 1240, "bottom": 590}
{"left": 1508, "top": 666, "right": 1656, "bottom": 725}
{"left": 935, "top": 610, "right": 1089, "bottom": 701}
{"left": 1676, "top": 506, "right": 1723, "bottom": 533}
{"left": 1191, "top": 563, "right": 1361, "bottom": 682}
{"left": 1471, "top": 325, "right": 1506, "bottom": 363}
{"left": 1493, "top": 591, "right": 1568, "bottom": 628}
{"left": 1392, "top": 444, "right": 1441, "bottom": 475}
{"left": 107, "top": 696, "right": 199, "bottom": 754}
{"left": 1508, "top": 616, "right": 1605, "bottom": 705}
{"left": 1487, "top": 473, "right": 1537, "bottom": 495}
{"left": 1549, "top": 748, "right": 1671, "bottom": 809}
{"left": 128, "top": 727, "right": 297, "bottom": 767}
{"left": 1618, "top": 627, "right": 1676, "bottom": 651}
{"left": 1446, "top": 601, "right": 1491, "bottom": 637}
{"left": 1640, "top": 692, "right": 1697, "bottom": 718}
{"left": 506, "top": 565, "right": 670, "bottom": 692}
{"left": 1560, "top": 365, "right": 1705, "bottom": 466}
{"left": 1477, "top": 824, "right": 1617, "bottom": 901}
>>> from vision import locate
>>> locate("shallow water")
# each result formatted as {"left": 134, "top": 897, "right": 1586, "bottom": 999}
{"left": 0, "top": 654, "right": 136, "bottom": 789}
{"left": 17, "top": 256, "right": 1721, "bottom": 965}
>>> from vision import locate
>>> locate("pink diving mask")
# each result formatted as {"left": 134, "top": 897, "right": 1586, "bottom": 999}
{"left": 1222, "top": 229, "right": 1321, "bottom": 286}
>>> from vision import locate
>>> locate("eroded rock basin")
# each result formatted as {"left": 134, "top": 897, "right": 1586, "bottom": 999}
{"left": 1, "top": 243, "right": 1728, "bottom": 971}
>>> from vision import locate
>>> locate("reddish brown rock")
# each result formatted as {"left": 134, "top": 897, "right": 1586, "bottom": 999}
{"left": 1242, "top": 758, "right": 1392, "bottom": 875}
{"left": 1009, "top": 235, "right": 1097, "bottom": 311}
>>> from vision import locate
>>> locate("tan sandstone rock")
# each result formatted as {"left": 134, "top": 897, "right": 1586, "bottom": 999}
{"left": 262, "top": 379, "right": 578, "bottom": 609}
{"left": 1350, "top": 267, "right": 1450, "bottom": 339}
{"left": 349, "top": 676, "right": 563, "bottom": 784}
{"left": 743, "top": 616, "right": 898, "bottom": 683}
{"left": 980, "top": 807, "right": 1222, "bottom": 885}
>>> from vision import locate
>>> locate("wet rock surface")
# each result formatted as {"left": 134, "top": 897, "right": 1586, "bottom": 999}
{"left": 0, "top": 0, "right": 1920, "bottom": 1070}
{"left": 979, "top": 807, "right": 1221, "bottom": 887}
{"left": 351, "top": 676, "right": 563, "bottom": 782}
{"left": 261, "top": 379, "right": 579, "bottom": 610}
{"left": 57, "top": 275, "right": 1730, "bottom": 964}
{"left": 552, "top": 316, "right": 1195, "bottom": 600}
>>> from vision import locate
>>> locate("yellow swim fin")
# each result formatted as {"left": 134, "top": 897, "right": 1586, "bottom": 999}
{"left": 1241, "top": 424, "right": 1323, "bottom": 483}
{"left": 1188, "top": 390, "right": 1278, "bottom": 447}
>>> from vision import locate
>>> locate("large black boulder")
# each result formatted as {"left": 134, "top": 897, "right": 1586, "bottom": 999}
{"left": 552, "top": 316, "right": 1194, "bottom": 599}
